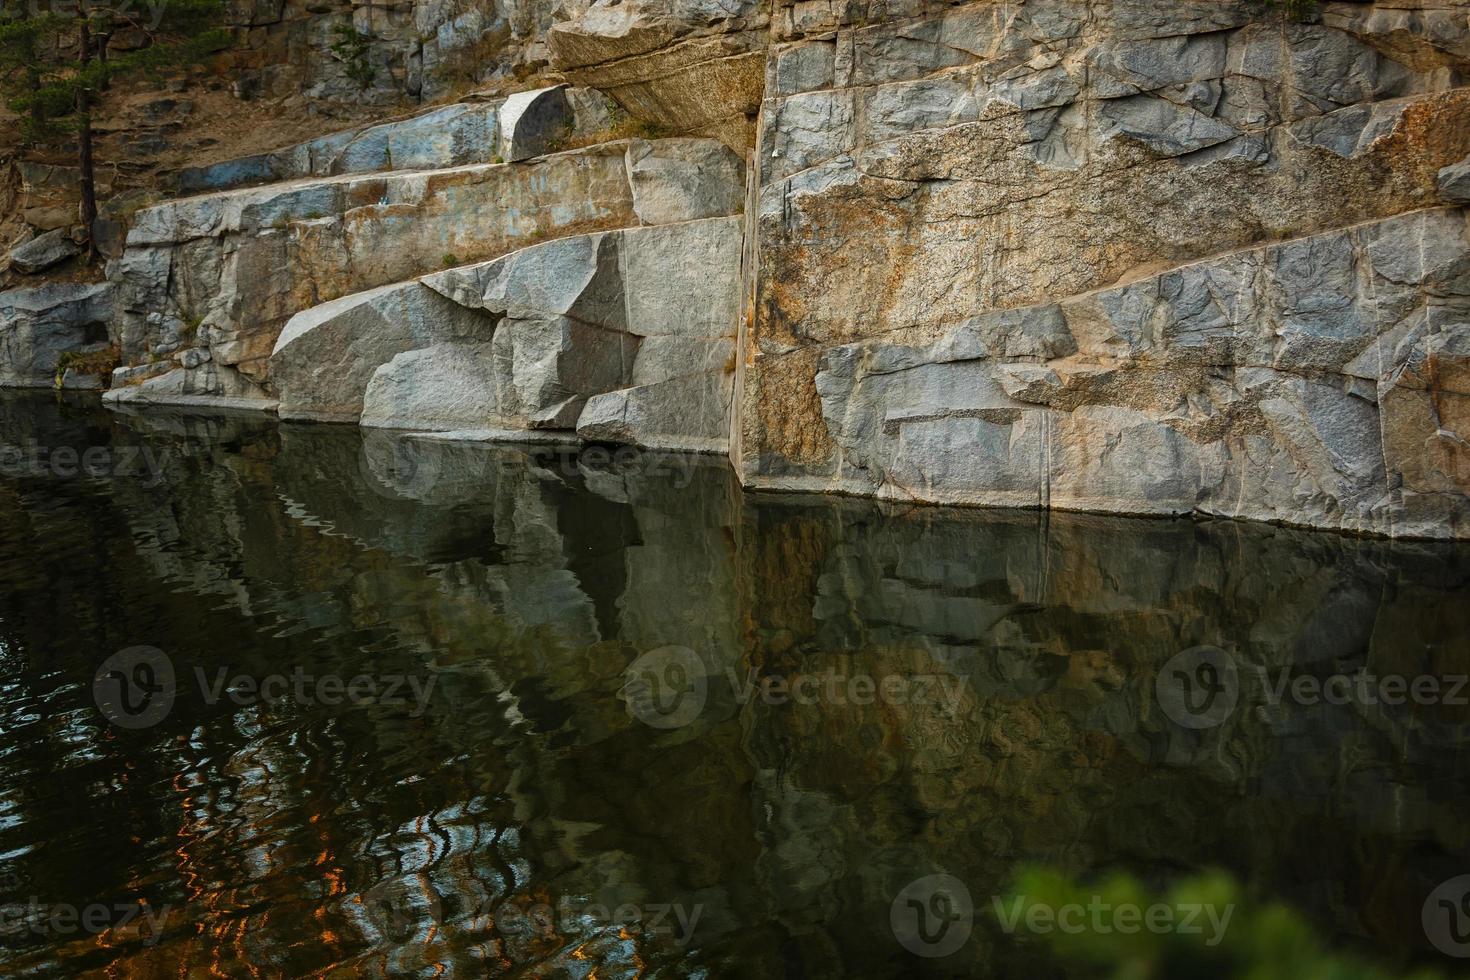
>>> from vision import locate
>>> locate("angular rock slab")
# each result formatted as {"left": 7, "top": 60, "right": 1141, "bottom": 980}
{"left": 10, "top": 229, "right": 81, "bottom": 275}
{"left": 548, "top": 0, "right": 769, "bottom": 146}
{"left": 361, "top": 343, "right": 501, "bottom": 431}
{"left": 0, "top": 282, "right": 113, "bottom": 387}
{"left": 288, "top": 216, "right": 744, "bottom": 442}
{"left": 271, "top": 282, "right": 495, "bottom": 421}
{"left": 626, "top": 138, "right": 747, "bottom": 224}
{"left": 499, "top": 86, "right": 573, "bottom": 163}
{"left": 102, "top": 362, "right": 275, "bottom": 411}
{"left": 578, "top": 370, "right": 733, "bottom": 453}
{"left": 806, "top": 207, "right": 1470, "bottom": 539}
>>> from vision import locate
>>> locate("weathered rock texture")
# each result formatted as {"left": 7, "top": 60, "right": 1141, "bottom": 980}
{"left": 548, "top": 0, "right": 771, "bottom": 148}
{"left": 116, "top": 139, "right": 713, "bottom": 387}
{"left": 221, "top": 0, "right": 565, "bottom": 106}
{"left": 736, "top": 0, "right": 1470, "bottom": 539}
{"left": 0, "top": 283, "right": 114, "bottom": 388}
{"left": 277, "top": 216, "right": 743, "bottom": 451}
{"left": 82, "top": 0, "right": 1470, "bottom": 539}
{"left": 813, "top": 207, "right": 1470, "bottom": 538}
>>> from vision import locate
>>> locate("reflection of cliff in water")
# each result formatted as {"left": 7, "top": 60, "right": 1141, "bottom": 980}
{"left": 0, "top": 391, "right": 1465, "bottom": 977}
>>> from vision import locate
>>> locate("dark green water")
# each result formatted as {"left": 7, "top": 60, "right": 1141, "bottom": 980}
{"left": 0, "top": 390, "right": 1467, "bottom": 978}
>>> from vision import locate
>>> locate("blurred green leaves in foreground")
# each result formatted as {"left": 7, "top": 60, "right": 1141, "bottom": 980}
{"left": 999, "top": 867, "right": 1456, "bottom": 980}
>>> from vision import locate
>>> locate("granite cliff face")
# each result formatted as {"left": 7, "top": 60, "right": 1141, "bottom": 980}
{"left": 3, "top": 0, "right": 1469, "bottom": 538}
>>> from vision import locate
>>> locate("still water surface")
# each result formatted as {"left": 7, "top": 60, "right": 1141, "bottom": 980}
{"left": 0, "top": 391, "right": 1467, "bottom": 977}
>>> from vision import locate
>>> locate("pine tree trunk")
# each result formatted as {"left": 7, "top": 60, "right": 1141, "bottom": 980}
{"left": 77, "top": 18, "right": 99, "bottom": 261}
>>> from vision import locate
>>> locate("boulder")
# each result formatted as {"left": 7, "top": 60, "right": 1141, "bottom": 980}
{"left": 9, "top": 229, "right": 81, "bottom": 274}
{"left": 577, "top": 369, "right": 731, "bottom": 452}
{"left": 361, "top": 343, "right": 501, "bottom": 431}
{"left": 1440, "top": 158, "right": 1470, "bottom": 204}
{"left": 499, "top": 86, "right": 573, "bottom": 162}
{"left": 0, "top": 282, "right": 114, "bottom": 387}
{"left": 271, "top": 282, "right": 496, "bottom": 421}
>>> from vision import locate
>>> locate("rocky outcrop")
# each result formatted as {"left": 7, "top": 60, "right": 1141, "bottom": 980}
{"left": 221, "top": 0, "right": 565, "bottom": 106}
{"left": 280, "top": 216, "right": 743, "bottom": 451}
{"left": 8, "top": 229, "right": 81, "bottom": 275}
{"left": 735, "top": 0, "right": 1470, "bottom": 539}
{"left": 174, "top": 102, "right": 507, "bottom": 195}
{"left": 175, "top": 86, "right": 616, "bottom": 195}
{"left": 0, "top": 283, "right": 114, "bottom": 388}
{"left": 117, "top": 142, "right": 643, "bottom": 383}
{"left": 549, "top": 0, "right": 770, "bottom": 147}
{"left": 91, "top": 0, "right": 1470, "bottom": 539}
{"left": 810, "top": 207, "right": 1470, "bottom": 538}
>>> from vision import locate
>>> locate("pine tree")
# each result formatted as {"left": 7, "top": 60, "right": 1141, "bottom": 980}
{"left": 0, "top": 0, "right": 231, "bottom": 260}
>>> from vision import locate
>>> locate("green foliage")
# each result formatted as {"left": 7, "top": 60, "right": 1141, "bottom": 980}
{"left": 54, "top": 345, "right": 119, "bottom": 385}
{"left": 329, "top": 23, "right": 375, "bottom": 91}
{"left": 1001, "top": 867, "right": 1451, "bottom": 980}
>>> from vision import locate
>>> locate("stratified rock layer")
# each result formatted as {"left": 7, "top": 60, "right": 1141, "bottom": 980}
{"left": 810, "top": 207, "right": 1470, "bottom": 537}
{"left": 278, "top": 216, "right": 743, "bottom": 451}
{"left": 737, "top": 0, "right": 1470, "bottom": 539}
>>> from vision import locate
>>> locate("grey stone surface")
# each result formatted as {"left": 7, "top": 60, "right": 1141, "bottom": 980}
{"left": 807, "top": 207, "right": 1470, "bottom": 538}
{"left": 1441, "top": 158, "right": 1470, "bottom": 204}
{"left": 102, "top": 361, "right": 275, "bottom": 409}
{"left": 0, "top": 283, "right": 114, "bottom": 387}
{"left": 578, "top": 369, "right": 732, "bottom": 453}
{"left": 361, "top": 343, "right": 501, "bottom": 430}
{"left": 265, "top": 216, "right": 742, "bottom": 447}
{"left": 499, "top": 86, "right": 573, "bottom": 162}
{"left": 9, "top": 229, "right": 81, "bottom": 275}
{"left": 626, "top": 138, "right": 747, "bottom": 224}
{"left": 271, "top": 282, "right": 496, "bottom": 421}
